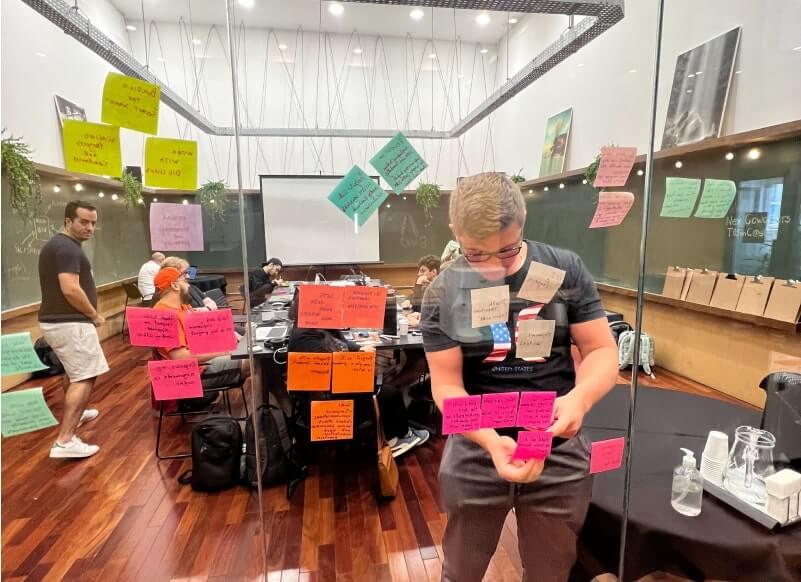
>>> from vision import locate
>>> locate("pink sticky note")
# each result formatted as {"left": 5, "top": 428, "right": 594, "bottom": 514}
{"left": 149, "top": 202, "right": 204, "bottom": 251}
{"left": 516, "top": 391, "right": 556, "bottom": 429}
{"left": 513, "top": 430, "right": 553, "bottom": 461}
{"left": 148, "top": 358, "right": 204, "bottom": 401}
{"left": 480, "top": 392, "right": 520, "bottom": 429}
{"left": 589, "top": 191, "right": 635, "bottom": 229}
{"left": 185, "top": 309, "right": 238, "bottom": 355}
{"left": 442, "top": 395, "right": 482, "bottom": 435}
{"left": 594, "top": 146, "right": 637, "bottom": 188}
{"left": 126, "top": 307, "right": 180, "bottom": 348}
{"left": 590, "top": 437, "right": 626, "bottom": 474}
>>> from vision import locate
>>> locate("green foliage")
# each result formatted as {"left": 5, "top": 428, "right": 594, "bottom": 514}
{"left": 510, "top": 169, "right": 526, "bottom": 183}
{"left": 584, "top": 153, "right": 601, "bottom": 187}
{"left": 1, "top": 132, "right": 42, "bottom": 223}
{"left": 415, "top": 182, "right": 441, "bottom": 225}
{"left": 121, "top": 170, "right": 144, "bottom": 208}
{"left": 197, "top": 180, "right": 230, "bottom": 225}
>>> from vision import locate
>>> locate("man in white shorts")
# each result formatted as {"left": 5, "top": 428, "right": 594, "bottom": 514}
{"left": 38, "top": 201, "right": 109, "bottom": 459}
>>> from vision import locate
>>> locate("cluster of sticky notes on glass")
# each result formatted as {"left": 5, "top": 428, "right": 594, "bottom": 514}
{"left": 62, "top": 119, "right": 122, "bottom": 178}
{"left": 518, "top": 262, "right": 567, "bottom": 304}
{"left": 125, "top": 307, "right": 180, "bottom": 347}
{"left": 297, "top": 284, "right": 388, "bottom": 329}
{"left": 369, "top": 132, "right": 428, "bottom": 194}
{"left": 144, "top": 137, "right": 198, "bottom": 191}
{"left": 589, "top": 191, "right": 636, "bottom": 229}
{"left": 1, "top": 387, "right": 59, "bottom": 437}
{"left": 149, "top": 202, "right": 204, "bottom": 251}
{"left": 184, "top": 309, "right": 237, "bottom": 355}
{"left": 148, "top": 358, "right": 203, "bottom": 401}
{"left": 694, "top": 179, "right": 737, "bottom": 218}
{"left": 1, "top": 333, "right": 47, "bottom": 377}
{"left": 470, "top": 285, "right": 510, "bottom": 328}
{"left": 589, "top": 437, "right": 626, "bottom": 474}
{"left": 661, "top": 177, "right": 738, "bottom": 219}
{"left": 442, "top": 391, "right": 556, "bottom": 435}
{"left": 328, "top": 165, "right": 388, "bottom": 227}
{"left": 287, "top": 350, "right": 376, "bottom": 393}
{"left": 593, "top": 146, "right": 637, "bottom": 188}
{"left": 101, "top": 72, "right": 160, "bottom": 135}
{"left": 288, "top": 353, "right": 333, "bottom": 391}
{"left": 332, "top": 352, "right": 375, "bottom": 393}
{"left": 311, "top": 399, "right": 354, "bottom": 441}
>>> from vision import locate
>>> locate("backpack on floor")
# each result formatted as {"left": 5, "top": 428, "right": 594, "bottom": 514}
{"left": 31, "top": 337, "right": 64, "bottom": 378}
{"left": 618, "top": 330, "right": 655, "bottom": 378}
{"left": 608, "top": 320, "right": 633, "bottom": 346}
{"left": 180, "top": 416, "right": 242, "bottom": 492}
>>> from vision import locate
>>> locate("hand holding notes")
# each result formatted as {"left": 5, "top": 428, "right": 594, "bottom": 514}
{"left": 489, "top": 435, "right": 545, "bottom": 483}
{"left": 548, "top": 391, "right": 588, "bottom": 439}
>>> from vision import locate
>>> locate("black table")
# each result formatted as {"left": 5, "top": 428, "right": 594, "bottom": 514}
{"left": 191, "top": 274, "right": 227, "bottom": 294}
{"left": 581, "top": 386, "right": 801, "bottom": 581}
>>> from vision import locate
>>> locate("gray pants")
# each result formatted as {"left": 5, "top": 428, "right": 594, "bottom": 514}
{"left": 439, "top": 433, "right": 593, "bottom": 582}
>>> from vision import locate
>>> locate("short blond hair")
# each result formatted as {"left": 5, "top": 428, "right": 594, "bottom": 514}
{"left": 161, "top": 256, "right": 189, "bottom": 271}
{"left": 449, "top": 172, "right": 525, "bottom": 239}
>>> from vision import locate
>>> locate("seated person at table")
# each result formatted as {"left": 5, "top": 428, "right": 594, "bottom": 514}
{"left": 247, "top": 257, "right": 284, "bottom": 307}
{"left": 401, "top": 255, "right": 441, "bottom": 313}
{"left": 152, "top": 267, "right": 250, "bottom": 390}
{"left": 137, "top": 252, "right": 165, "bottom": 302}
{"left": 160, "top": 256, "right": 218, "bottom": 311}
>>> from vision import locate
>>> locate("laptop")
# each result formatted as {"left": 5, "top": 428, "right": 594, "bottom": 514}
{"left": 255, "top": 325, "right": 288, "bottom": 342}
{"left": 382, "top": 296, "right": 399, "bottom": 336}
{"left": 186, "top": 266, "right": 198, "bottom": 280}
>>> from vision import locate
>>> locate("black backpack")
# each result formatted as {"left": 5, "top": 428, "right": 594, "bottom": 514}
{"left": 180, "top": 416, "right": 242, "bottom": 492}
{"left": 32, "top": 337, "right": 64, "bottom": 378}
{"left": 609, "top": 320, "right": 633, "bottom": 345}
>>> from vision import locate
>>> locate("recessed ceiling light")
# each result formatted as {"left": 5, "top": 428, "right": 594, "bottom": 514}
{"left": 35, "top": 52, "right": 47, "bottom": 57}
{"left": 354, "top": 48, "right": 363, "bottom": 54}
{"left": 182, "top": 199, "right": 189, "bottom": 205}
{"left": 559, "top": 183, "right": 565, "bottom": 189}
{"left": 192, "top": 38, "right": 201, "bottom": 45}
{"left": 53, "top": 185, "right": 61, "bottom": 192}
{"left": 386, "top": 204, "right": 391, "bottom": 208}
{"left": 74, "top": 183, "right": 83, "bottom": 191}
{"left": 152, "top": 198, "right": 158, "bottom": 202}
{"left": 475, "top": 13, "right": 490, "bottom": 26}
{"left": 278, "top": 43, "right": 287, "bottom": 50}
{"left": 725, "top": 152, "right": 734, "bottom": 161}
{"left": 687, "top": 89, "right": 693, "bottom": 93}
{"left": 629, "top": 69, "right": 637, "bottom": 73}
{"left": 328, "top": 2, "right": 344, "bottom": 16}
{"left": 138, "top": 198, "right": 144, "bottom": 204}
{"left": 747, "top": 148, "right": 761, "bottom": 160}
{"left": 410, "top": 8, "right": 424, "bottom": 20}
{"left": 793, "top": 46, "right": 801, "bottom": 52}
{"left": 528, "top": 190, "right": 533, "bottom": 194}
{"left": 111, "top": 193, "right": 119, "bottom": 201}
{"left": 508, "top": 17, "right": 518, "bottom": 24}
{"left": 479, "top": 48, "right": 488, "bottom": 54}
{"left": 576, "top": 63, "right": 585, "bottom": 67}
{"left": 98, "top": 192, "right": 105, "bottom": 198}
{"left": 582, "top": 179, "right": 587, "bottom": 185}
{"left": 239, "top": 0, "right": 254, "bottom": 7}
{"left": 695, "top": 71, "right": 703, "bottom": 75}
{"left": 428, "top": 52, "right": 437, "bottom": 59}
{"left": 126, "top": 24, "right": 136, "bottom": 31}
{"left": 735, "top": 70, "right": 742, "bottom": 74}
{"left": 637, "top": 169, "right": 644, "bottom": 176}
{"left": 687, "top": 73, "right": 695, "bottom": 78}
{"left": 544, "top": 186, "right": 549, "bottom": 192}
{"left": 674, "top": 161, "right": 683, "bottom": 169}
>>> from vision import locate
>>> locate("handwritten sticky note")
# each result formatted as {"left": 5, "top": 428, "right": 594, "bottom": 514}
{"left": 471, "top": 285, "right": 510, "bottom": 328}
{"left": 589, "top": 191, "right": 635, "bottom": 229}
{"left": 513, "top": 431, "right": 553, "bottom": 461}
{"left": 342, "top": 286, "right": 388, "bottom": 329}
{"left": 328, "top": 165, "right": 388, "bottom": 226}
{"left": 1, "top": 333, "right": 47, "bottom": 377}
{"left": 185, "top": 309, "right": 237, "bottom": 355}
{"left": 518, "top": 262, "right": 566, "bottom": 304}
{"left": 369, "top": 132, "right": 428, "bottom": 194}
{"left": 594, "top": 146, "right": 637, "bottom": 188}
{"left": 516, "top": 319, "right": 556, "bottom": 359}
{"left": 62, "top": 119, "right": 122, "bottom": 178}
{"left": 101, "top": 72, "right": 160, "bottom": 134}
{"left": 332, "top": 351, "right": 375, "bottom": 393}
{"left": 148, "top": 358, "right": 204, "bottom": 401}
{"left": 660, "top": 177, "right": 701, "bottom": 218}
{"left": 311, "top": 399, "right": 354, "bottom": 441}
{"left": 590, "top": 437, "right": 626, "bottom": 474}
{"left": 694, "top": 179, "right": 737, "bottom": 219}
{"left": 287, "top": 352, "right": 332, "bottom": 391}
{"left": 126, "top": 307, "right": 180, "bottom": 348}
{"left": 480, "top": 392, "right": 520, "bottom": 429}
{"left": 149, "top": 202, "right": 204, "bottom": 251}
{"left": 1, "top": 387, "right": 59, "bottom": 437}
{"left": 297, "top": 285, "right": 345, "bottom": 329}
{"left": 516, "top": 391, "right": 556, "bottom": 429}
{"left": 442, "top": 395, "right": 482, "bottom": 434}
{"left": 144, "top": 137, "right": 198, "bottom": 190}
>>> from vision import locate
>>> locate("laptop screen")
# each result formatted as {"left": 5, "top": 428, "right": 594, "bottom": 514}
{"left": 382, "top": 295, "right": 398, "bottom": 336}
{"left": 186, "top": 266, "right": 198, "bottom": 280}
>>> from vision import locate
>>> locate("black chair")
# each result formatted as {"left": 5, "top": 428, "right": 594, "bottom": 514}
{"left": 759, "top": 372, "right": 801, "bottom": 471}
{"left": 121, "top": 282, "right": 144, "bottom": 340}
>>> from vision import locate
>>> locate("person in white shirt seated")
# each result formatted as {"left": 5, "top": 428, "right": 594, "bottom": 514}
{"left": 137, "top": 252, "right": 165, "bottom": 302}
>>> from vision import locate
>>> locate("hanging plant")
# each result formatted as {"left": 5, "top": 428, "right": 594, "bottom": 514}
{"left": 121, "top": 170, "right": 144, "bottom": 208}
{"left": 510, "top": 169, "right": 526, "bottom": 184}
{"left": 415, "top": 182, "right": 441, "bottom": 225}
{"left": 1, "top": 132, "right": 42, "bottom": 223}
{"left": 197, "top": 180, "right": 230, "bottom": 225}
{"left": 584, "top": 153, "right": 601, "bottom": 187}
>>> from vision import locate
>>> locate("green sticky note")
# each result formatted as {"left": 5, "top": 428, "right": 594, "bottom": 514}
{"left": 369, "top": 132, "right": 428, "bottom": 194}
{"left": 694, "top": 179, "right": 737, "bottom": 219}
{"left": 660, "top": 177, "right": 702, "bottom": 218}
{"left": 1, "top": 387, "right": 58, "bottom": 437}
{"left": 1, "top": 333, "right": 47, "bottom": 377}
{"left": 328, "top": 165, "right": 388, "bottom": 227}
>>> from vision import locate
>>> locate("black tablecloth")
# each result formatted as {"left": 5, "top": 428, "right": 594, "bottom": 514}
{"left": 191, "top": 274, "right": 227, "bottom": 293}
{"left": 581, "top": 386, "right": 801, "bottom": 581}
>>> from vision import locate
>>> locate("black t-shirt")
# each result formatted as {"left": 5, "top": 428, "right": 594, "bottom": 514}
{"left": 38, "top": 233, "right": 97, "bottom": 323}
{"left": 421, "top": 240, "right": 605, "bottom": 398}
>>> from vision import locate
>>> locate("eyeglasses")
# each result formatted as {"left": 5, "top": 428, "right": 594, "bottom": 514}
{"left": 461, "top": 242, "right": 524, "bottom": 263}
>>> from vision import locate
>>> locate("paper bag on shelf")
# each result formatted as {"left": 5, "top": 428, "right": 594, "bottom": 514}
{"left": 662, "top": 267, "right": 687, "bottom": 299}
{"left": 680, "top": 269, "right": 696, "bottom": 301}
{"left": 763, "top": 280, "right": 801, "bottom": 323}
{"left": 735, "top": 276, "right": 776, "bottom": 316}
{"left": 685, "top": 269, "right": 718, "bottom": 305}
{"left": 709, "top": 273, "right": 746, "bottom": 311}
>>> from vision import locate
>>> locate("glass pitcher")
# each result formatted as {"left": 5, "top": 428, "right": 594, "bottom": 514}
{"left": 723, "top": 426, "right": 776, "bottom": 506}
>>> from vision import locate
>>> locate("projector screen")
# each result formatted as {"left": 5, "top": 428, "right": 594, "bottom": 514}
{"left": 260, "top": 175, "right": 381, "bottom": 265}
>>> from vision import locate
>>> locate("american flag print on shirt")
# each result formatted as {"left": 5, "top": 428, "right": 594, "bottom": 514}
{"left": 482, "top": 303, "right": 546, "bottom": 364}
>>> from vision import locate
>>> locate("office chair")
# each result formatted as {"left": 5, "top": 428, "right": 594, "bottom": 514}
{"left": 121, "top": 282, "right": 144, "bottom": 340}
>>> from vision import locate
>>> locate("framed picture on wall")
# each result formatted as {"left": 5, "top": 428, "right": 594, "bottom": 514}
{"left": 661, "top": 27, "right": 741, "bottom": 149}
{"left": 53, "top": 94, "right": 87, "bottom": 127}
{"left": 539, "top": 108, "right": 573, "bottom": 178}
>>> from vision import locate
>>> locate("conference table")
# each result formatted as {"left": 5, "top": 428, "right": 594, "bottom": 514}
{"left": 191, "top": 274, "right": 227, "bottom": 294}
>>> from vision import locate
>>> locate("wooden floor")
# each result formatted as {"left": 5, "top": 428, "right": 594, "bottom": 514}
{"left": 1, "top": 335, "right": 731, "bottom": 581}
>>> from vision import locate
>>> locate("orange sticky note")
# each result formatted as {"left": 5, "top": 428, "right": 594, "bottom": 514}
{"left": 332, "top": 351, "right": 375, "bottom": 393}
{"left": 342, "top": 286, "right": 388, "bottom": 329}
{"left": 297, "top": 285, "right": 345, "bottom": 329}
{"left": 287, "top": 352, "right": 332, "bottom": 391}
{"left": 311, "top": 399, "right": 354, "bottom": 441}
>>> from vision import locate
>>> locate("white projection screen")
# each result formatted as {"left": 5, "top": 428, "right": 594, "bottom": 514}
{"left": 260, "top": 175, "right": 381, "bottom": 265}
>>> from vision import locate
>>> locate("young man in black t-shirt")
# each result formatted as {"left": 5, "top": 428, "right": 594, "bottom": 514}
{"left": 421, "top": 173, "right": 618, "bottom": 581}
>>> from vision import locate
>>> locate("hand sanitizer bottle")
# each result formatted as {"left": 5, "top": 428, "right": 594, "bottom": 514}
{"left": 671, "top": 448, "right": 703, "bottom": 516}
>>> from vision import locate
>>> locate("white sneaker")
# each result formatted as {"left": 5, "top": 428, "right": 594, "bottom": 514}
{"left": 50, "top": 436, "right": 100, "bottom": 459}
{"left": 77, "top": 409, "right": 99, "bottom": 428}
{"left": 390, "top": 430, "right": 422, "bottom": 458}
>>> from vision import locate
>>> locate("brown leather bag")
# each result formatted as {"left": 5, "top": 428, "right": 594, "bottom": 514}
{"left": 373, "top": 395, "right": 399, "bottom": 498}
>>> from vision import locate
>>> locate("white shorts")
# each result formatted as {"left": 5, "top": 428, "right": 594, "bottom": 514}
{"left": 39, "top": 322, "right": 110, "bottom": 383}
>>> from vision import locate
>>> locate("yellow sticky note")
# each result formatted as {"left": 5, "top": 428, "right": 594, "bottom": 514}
{"left": 144, "top": 137, "right": 198, "bottom": 190}
{"left": 62, "top": 120, "right": 122, "bottom": 178}
{"left": 101, "top": 72, "right": 160, "bottom": 135}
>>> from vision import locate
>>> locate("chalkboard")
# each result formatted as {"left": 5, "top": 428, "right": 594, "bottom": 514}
{"left": 379, "top": 193, "right": 453, "bottom": 264}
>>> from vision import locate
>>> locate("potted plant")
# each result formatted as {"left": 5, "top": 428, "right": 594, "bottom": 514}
{"left": 510, "top": 169, "right": 525, "bottom": 184}
{"left": 197, "top": 180, "right": 230, "bottom": 225}
{"left": 415, "top": 182, "right": 441, "bottom": 225}
{"left": 1, "top": 132, "right": 42, "bottom": 223}
{"left": 121, "top": 170, "right": 144, "bottom": 208}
